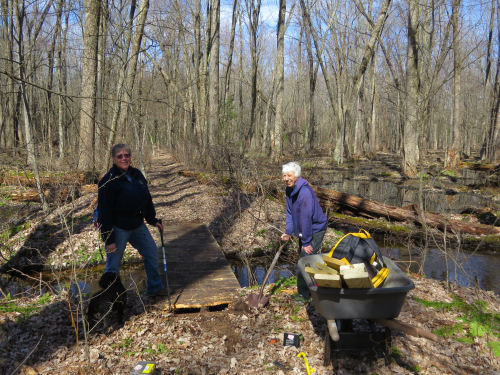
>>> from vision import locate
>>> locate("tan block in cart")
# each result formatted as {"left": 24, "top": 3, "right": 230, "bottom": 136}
{"left": 313, "top": 263, "right": 339, "bottom": 274}
{"left": 340, "top": 263, "right": 373, "bottom": 288}
{"left": 305, "top": 266, "right": 335, "bottom": 277}
{"left": 322, "top": 255, "right": 347, "bottom": 271}
{"left": 313, "top": 273, "right": 342, "bottom": 288}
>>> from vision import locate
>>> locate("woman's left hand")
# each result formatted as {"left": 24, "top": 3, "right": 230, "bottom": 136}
{"left": 302, "top": 245, "right": 313, "bottom": 254}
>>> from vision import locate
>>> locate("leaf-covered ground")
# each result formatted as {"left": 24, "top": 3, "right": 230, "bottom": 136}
{"left": 0, "top": 152, "right": 499, "bottom": 374}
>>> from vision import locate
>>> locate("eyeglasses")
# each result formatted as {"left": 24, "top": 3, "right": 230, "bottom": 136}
{"left": 115, "top": 153, "right": 131, "bottom": 160}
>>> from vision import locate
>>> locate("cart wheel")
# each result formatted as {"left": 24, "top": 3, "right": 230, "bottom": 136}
{"left": 323, "top": 333, "right": 332, "bottom": 366}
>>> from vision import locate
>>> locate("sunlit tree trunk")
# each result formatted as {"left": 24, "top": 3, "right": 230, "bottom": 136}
{"left": 57, "top": 5, "right": 69, "bottom": 159}
{"left": 223, "top": 0, "right": 238, "bottom": 111}
{"left": 95, "top": 0, "right": 108, "bottom": 158}
{"left": 79, "top": 0, "right": 101, "bottom": 170}
{"left": 446, "top": 0, "right": 462, "bottom": 169}
{"left": 244, "top": 0, "right": 261, "bottom": 151}
{"left": 271, "top": 0, "right": 286, "bottom": 161}
{"left": 368, "top": 55, "right": 378, "bottom": 155}
{"left": 118, "top": 0, "right": 150, "bottom": 144}
{"left": 105, "top": 0, "right": 135, "bottom": 157}
{"left": 403, "top": 0, "right": 420, "bottom": 177}
{"left": 480, "top": 0, "right": 499, "bottom": 161}
{"left": 208, "top": 0, "right": 219, "bottom": 148}
{"left": 0, "top": 0, "right": 15, "bottom": 149}
{"left": 14, "top": 0, "right": 47, "bottom": 209}
{"left": 45, "top": 0, "right": 63, "bottom": 160}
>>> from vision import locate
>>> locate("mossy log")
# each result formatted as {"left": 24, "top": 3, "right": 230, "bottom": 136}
{"left": 313, "top": 186, "right": 500, "bottom": 236}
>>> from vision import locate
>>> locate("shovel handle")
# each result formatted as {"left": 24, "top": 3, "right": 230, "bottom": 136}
{"left": 158, "top": 219, "right": 165, "bottom": 246}
{"left": 257, "top": 241, "right": 287, "bottom": 300}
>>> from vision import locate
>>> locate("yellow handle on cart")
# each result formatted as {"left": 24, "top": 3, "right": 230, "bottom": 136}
{"left": 297, "top": 352, "right": 314, "bottom": 375}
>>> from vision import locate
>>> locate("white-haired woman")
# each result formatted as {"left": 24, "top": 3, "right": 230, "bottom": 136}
{"left": 281, "top": 161, "right": 328, "bottom": 302}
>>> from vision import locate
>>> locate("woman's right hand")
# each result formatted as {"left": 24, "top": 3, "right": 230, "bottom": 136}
{"left": 106, "top": 243, "right": 117, "bottom": 253}
{"left": 281, "top": 233, "right": 290, "bottom": 241}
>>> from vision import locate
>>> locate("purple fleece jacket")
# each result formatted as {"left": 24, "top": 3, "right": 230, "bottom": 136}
{"left": 285, "top": 177, "right": 328, "bottom": 247}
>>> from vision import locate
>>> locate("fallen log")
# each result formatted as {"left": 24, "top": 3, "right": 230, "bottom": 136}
{"left": 376, "top": 319, "right": 440, "bottom": 342}
{"left": 313, "top": 186, "right": 500, "bottom": 236}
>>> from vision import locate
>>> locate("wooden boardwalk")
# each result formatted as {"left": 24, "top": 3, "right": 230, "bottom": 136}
{"left": 157, "top": 223, "right": 241, "bottom": 311}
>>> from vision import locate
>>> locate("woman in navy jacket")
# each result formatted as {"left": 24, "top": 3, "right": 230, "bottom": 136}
{"left": 97, "top": 144, "right": 165, "bottom": 296}
{"left": 280, "top": 162, "right": 327, "bottom": 300}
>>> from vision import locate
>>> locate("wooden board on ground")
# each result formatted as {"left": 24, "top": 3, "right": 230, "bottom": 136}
{"left": 158, "top": 223, "right": 240, "bottom": 310}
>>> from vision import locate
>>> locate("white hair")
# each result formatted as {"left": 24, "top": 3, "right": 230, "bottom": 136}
{"left": 282, "top": 162, "right": 301, "bottom": 177}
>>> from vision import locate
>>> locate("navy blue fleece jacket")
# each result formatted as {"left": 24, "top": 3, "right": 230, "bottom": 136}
{"left": 285, "top": 177, "right": 327, "bottom": 247}
{"left": 97, "top": 165, "right": 158, "bottom": 245}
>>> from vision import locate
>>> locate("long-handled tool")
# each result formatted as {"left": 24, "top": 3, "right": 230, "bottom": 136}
{"left": 247, "top": 241, "right": 287, "bottom": 307}
{"left": 159, "top": 221, "right": 172, "bottom": 312}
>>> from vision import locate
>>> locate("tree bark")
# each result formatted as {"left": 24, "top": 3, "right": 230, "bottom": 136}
{"left": 208, "top": 0, "right": 220, "bottom": 148}
{"left": 57, "top": 4, "right": 69, "bottom": 159}
{"left": 403, "top": 0, "right": 420, "bottom": 177}
{"left": 14, "top": 0, "right": 47, "bottom": 210}
{"left": 105, "top": 0, "right": 136, "bottom": 157}
{"left": 271, "top": 0, "right": 286, "bottom": 161}
{"left": 446, "top": 0, "right": 462, "bottom": 169}
{"left": 78, "top": 0, "right": 101, "bottom": 170}
{"left": 118, "top": 0, "right": 150, "bottom": 142}
{"left": 245, "top": 0, "right": 262, "bottom": 152}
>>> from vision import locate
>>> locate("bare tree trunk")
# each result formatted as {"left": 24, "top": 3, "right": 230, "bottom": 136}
{"left": 480, "top": 0, "right": 499, "bottom": 161}
{"left": 368, "top": 55, "right": 377, "bottom": 155}
{"left": 304, "top": 21, "right": 318, "bottom": 153}
{"left": 446, "top": 0, "right": 462, "bottom": 169}
{"left": 245, "top": 0, "right": 261, "bottom": 152}
{"left": 79, "top": 0, "right": 101, "bottom": 170}
{"left": 45, "top": 0, "right": 63, "bottom": 160}
{"left": 271, "top": 0, "right": 286, "bottom": 161}
{"left": 354, "top": 76, "right": 364, "bottom": 156}
{"left": 193, "top": 0, "right": 204, "bottom": 147}
{"left": 57, "top": 4, "right": 69, "bottom": 159}
{"left": 0, "top": 0, "right": 15, "bottom": 149}
{"left": 117, "top": 0, "right": 150, "bottom": 146}
{"left": 299, "top": 0, "right": 338, "bottom": 157}
{"left": 105, "top": 0, "right": 135, "bottom": 156}
{"left": 238, "top": 16, "right": 244, "bottom": 153}
{"left": 208, "top": 0, "right": 220, "bottom": 148}
{"left": 403, "top": 0, "right": 420, "bottom": 177}
{"left": 95, "top": 0, "right": 108, "bottom": 159}
{"left": 14, "top": 0, "right": 47, "bottom": 210}
{"left": 223, "top": 0, "right": 239, "bottom": 104}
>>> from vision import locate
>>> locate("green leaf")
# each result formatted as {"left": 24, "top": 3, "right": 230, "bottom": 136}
{"left": 487, "top": 341, "right": 500, "bottom": 357}
{"left": 469, "top": 321, "right": 489, "bottom": 337}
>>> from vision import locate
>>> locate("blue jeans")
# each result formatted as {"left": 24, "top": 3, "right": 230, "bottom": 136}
{"left": 297, "top": 229, "right": 326, "bottom": 299}
{"left": 105, "top": 223, "right": 163, "bottom": 295}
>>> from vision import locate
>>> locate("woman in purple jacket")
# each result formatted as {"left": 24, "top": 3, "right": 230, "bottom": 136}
{"left": 280, "top": 162, "right": 328, "bottom": 301}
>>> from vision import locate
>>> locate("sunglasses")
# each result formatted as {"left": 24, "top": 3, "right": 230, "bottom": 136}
{"left": 115, "top": 153, "right": 131, "bottom": 160}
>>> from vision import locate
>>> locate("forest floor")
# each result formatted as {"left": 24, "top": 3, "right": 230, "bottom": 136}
{"left": 0, "top": 151, "right": 499, "bottom": 374}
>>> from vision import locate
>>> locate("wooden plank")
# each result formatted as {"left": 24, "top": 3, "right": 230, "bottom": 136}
{"left": 314, "top": 273, "right": 342, "bottom": 288}
{"left": 158, "top": 223, "right": 240, "bottom": 311}
{"left": 322, "top": 255, "right": 348, "bottom": 271}
{"left": 339, "top": 264, "right": 373, "bottom": 288}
